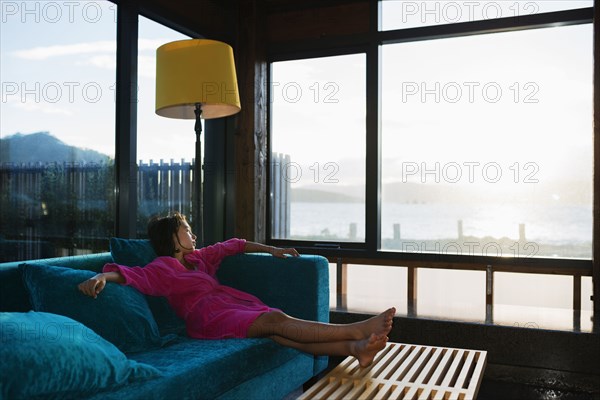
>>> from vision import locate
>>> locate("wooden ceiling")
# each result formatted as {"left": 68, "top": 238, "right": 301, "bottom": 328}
{"left": 136, "top": 0, "right": 236, "bottom": 41}
{"left": 131, "top": 0, "right": 368, "bottom": 45}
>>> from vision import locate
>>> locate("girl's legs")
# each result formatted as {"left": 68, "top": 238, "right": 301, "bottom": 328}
{"left": 247, "top": 307, "right": 395, "bottom": 367}
{"left": 247, "top": 307, "right": 395, "bottom": 344}
{"left": 270, "top": 333, "right": 389, "bottom": 368}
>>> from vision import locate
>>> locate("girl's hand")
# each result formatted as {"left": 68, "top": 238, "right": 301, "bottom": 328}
{"left": 270, "top": 247, "right": 300, "bottom": 258}
{"left": 78, "top": 274, "right": 107, "bottom": 299}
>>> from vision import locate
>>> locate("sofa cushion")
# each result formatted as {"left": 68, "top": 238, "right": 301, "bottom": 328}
{"left": 86, "top": 337, "right": 315, "bottom": 400}
{"left": 110, "top": 237, "right": 187, "bottom": 336}
{"left": 20, "top": 263, "right": 172, "bottom": 353}
{"left": 0, "top": 311, "right": 161, "bottom": 399}
{"left": 110, "top": 237, "right": 157, "bottom": 267}
{"left": 0, "top": 267, "right": 31, "bottom": 312}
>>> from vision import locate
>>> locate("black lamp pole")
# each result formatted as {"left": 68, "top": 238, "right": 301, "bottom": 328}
{"left": 193, "top": 103, "right": 204, "bottom": 246}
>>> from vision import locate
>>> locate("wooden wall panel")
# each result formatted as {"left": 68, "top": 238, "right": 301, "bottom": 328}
{"left": 139, "top": 0, "right": 234, "bottom": 41}
{"left": 266, "top": 1, "right": 369, "bottom": 43}
{"left": 234, "top": 0, "right": 268, "bottom": 242}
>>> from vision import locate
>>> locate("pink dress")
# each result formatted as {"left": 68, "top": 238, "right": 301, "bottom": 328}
{"left": 102, "top": 238, "right": 279, "bottom": 339}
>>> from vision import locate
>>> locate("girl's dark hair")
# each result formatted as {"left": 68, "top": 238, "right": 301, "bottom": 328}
{"left": 147, "top": 212, "right": 187, "bottom": 256}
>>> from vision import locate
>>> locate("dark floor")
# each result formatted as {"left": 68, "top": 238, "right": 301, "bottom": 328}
{"left": 286, "top": 377, "right": 600, "bottom": 400}
{"left": 477, "top": 379, "right": 599, "bottom": 400}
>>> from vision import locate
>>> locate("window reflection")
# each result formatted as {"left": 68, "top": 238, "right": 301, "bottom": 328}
{"left": 0, "top": 1, "right": 117, "bottom": 261}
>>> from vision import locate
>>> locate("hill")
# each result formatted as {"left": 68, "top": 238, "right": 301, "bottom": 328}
{"left": 291, "top": 188, "right": 362, "bottom": 203}
{"left": 0, "top": 132, "right": 110, "bottom": 164}
{"left": 291, "top": 180, "right": 591, "bottom": 205}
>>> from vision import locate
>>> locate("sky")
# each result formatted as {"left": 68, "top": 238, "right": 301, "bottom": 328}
{"left": 0, "top": 0, "right": 193, "bottom": 162}
{"left": 271, "top": 6, "right": 593, "bottom": 191}
{"left": 0, "top": 0, "right": 594, "bottom": 185}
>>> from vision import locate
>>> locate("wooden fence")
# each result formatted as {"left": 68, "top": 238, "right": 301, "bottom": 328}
{"left": 270, "top": 153, "right": 291, "bottom": 239}
{"left": 0, "top": 157, "right": 292, "bottom": 260}
{"left": 0, "top": 160, "right": 196, "bottom": 261}
{"left": 0, "top": 161, "right": 114, "bottom": 260}
{"left": 137, "top": 159, "right": 193, "bottom": 220}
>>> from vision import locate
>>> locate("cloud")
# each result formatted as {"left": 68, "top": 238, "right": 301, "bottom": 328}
{"left": 139, "top": 38, "right": 173, "bottom": 52}
{"left": 2, "top": 90, "right": 72, "bottom": 116}
{"left": 13, "top": 101, "right": 73, "bottom": 116}
{"left": 138, "top": 39, "right": 178, "bottom": 79}
{"left": 138, "top": 55, "right": 156, "bottom": 79}
{"left": 76, "top": 54, "right": 116, "bottom": 70}
{"left": 12, "top": 39, "right": 170, "bottom": 76}
{"left": 12, "top": 41, "right": 116, "bottom": 60}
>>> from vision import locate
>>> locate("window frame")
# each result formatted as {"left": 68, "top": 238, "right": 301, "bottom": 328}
{"left": 266, "top": 4, "right": 594, "bottom": 274}
{"left": 267, "top": 47, "right": 370, "bottom": 247}
{"left": 112, "top": 1, "right": 203, "bottom": 238}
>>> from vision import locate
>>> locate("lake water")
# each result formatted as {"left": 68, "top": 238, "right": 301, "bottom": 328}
{"left": 287, "top": 202, "right": 593, "bottom": 245}
{"left": 283, "top": 202, "right": 594, "bottom": 332}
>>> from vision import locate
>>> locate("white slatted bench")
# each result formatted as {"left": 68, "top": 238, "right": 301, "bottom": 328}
{"left": 299, "top": 342, "right": 487, "bottom": 400}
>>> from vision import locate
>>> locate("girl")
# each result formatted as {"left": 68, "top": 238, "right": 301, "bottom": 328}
{"left": 78, "top": 213, "right": 396, "bottom": 367}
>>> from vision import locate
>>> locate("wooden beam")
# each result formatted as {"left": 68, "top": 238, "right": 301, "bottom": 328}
{"left": 365, "top": 0, "right": 381, "bottom": 254}
{"left": 407, "top": 266, "right": 418, "bottom": 317}
{"left": 486, "top": 265, "right": 494, "bottom": 325}
{"left": 336, "top": 259, "right": 348, "bottom": 310}
{"left": 316, "top": 254, "right": 593, "bottom": 276}
{"left": 573, "top": 275, "right": 582, "bottom": 332}
{"left": 593, "top": 0, "right": 600, "bottom": 334}
{"left": 234, "top": 0, "right": 268, "bottom": 242}
{"left": 115, "top": 2, "right": 138, "bottom": 238}
{"left": 266, "top": 1, "right": 369, "bottom": 43}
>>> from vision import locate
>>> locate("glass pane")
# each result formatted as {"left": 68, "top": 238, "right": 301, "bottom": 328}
{"left": 270, "top": 54, "right": 366, "bottom": 241}
{"left": 494, "top": 272, "right": 590, "bottom": 332}
{"left": 381, "top": 0, "right": 593, "bottom": 31}
{"left": 136, "top": 17, "right": 191, "bottom": 236}
{"left": 1, "top": 1, "right": 116, "bottom": 261}
{"left": 381, "top": 25, "right": 593, "bottom": 259}
{"left": 582, "top": 276, "right": 592, "bottom": 311}
{"left": 345, "top": 265, "right": 408, "bottom": 315}
{"left": 417, "top": 268, "right": 485, "bottom": 322}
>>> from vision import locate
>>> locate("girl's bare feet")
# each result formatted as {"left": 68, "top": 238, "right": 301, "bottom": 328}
{"left": 355, "top": 307, "right": 396, "bottom": 339}
{"left": 351, "top": 333, "right": 388, "bottom": 368}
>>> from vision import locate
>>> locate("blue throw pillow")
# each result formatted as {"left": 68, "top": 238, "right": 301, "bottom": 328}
{"left": 20, "top": 263, "right": 172, "bottom": 353}
{"left": 110, "top": 237, "right": 157, "bottom": 267}
{"left": 0, "top": 311, "right": 161, "bottom": 399}
{"left": 110, "top": 237, "right": 187, "bottom": 336}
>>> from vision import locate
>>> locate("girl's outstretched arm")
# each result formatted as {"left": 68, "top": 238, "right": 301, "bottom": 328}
{"left": 244, "top": 241, "right": 299, "bottom": 258}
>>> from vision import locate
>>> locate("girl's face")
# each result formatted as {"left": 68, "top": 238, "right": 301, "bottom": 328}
{"left": 174, "top": 221, "right": 196, "bottom": 255}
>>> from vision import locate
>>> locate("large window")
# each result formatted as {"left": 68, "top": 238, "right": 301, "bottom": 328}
{"left": 1, "top": 1, "right": 117, "bottom": 261}
{"left": 136, "top": 16, "right": 191, "bottom": 235}
{"left": 268, "top": 18, "right": 593, "bottom": 260}
{"left": 381, "top": 24, "right": 593, "bottom": 259}
{"left": 270, "top": 54, "right": 366, "bottom": 242}
{"left": 268, "top": 2, "right": 593, "bottom": 331}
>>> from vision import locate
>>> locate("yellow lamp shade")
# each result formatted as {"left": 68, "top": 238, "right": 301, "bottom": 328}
{"left": 155, "top": 39, "right": 241, "bottom": 119}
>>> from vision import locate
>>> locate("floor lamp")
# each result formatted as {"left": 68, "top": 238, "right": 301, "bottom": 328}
{"left": 155, "top": 39, "right": 241, "bottom": 245}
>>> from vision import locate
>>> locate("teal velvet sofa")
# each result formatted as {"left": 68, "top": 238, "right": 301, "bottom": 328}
{"left": 0, "top": 247, "right": 330, "bottom": 399}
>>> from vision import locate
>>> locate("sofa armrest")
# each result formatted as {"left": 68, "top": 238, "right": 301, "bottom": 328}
{"left": 217, "top": 254, "right": 329, "bottom": 324}
{"left": 0, "top": 253, "right": 114, "bottom": 312}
